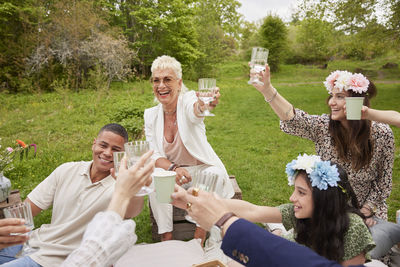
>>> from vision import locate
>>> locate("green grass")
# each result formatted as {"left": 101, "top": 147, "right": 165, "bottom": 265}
{"left": 0, "top": 59, "right": 399, "bottom": 243}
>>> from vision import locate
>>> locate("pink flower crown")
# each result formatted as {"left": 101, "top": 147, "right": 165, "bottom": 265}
{"left": 323, "top": 70, "right": 369, "bottom": 94}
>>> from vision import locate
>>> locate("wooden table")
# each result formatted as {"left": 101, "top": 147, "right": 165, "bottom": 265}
{"left": 0, "top": 190, "right": 22, "bottom": 219}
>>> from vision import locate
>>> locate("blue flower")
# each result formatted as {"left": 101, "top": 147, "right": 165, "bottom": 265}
{"left": 285, "top": 160, "right": 297, "bottom": 185}
{"left": 309, "top": 161, "right": 340, "bottom": 190}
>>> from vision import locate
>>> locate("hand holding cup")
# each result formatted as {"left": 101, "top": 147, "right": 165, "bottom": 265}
{"left": 171, "top": 186, "right": 230, "bottom": 231}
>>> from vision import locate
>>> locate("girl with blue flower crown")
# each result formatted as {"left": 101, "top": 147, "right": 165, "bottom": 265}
{"left": 221, "top": 154, "right": 374, "bottom": 266}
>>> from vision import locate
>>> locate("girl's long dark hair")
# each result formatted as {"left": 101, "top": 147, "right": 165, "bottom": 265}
{"left": 328, "top": 79, "right": 377, "bottom": 171}
{"left": 294, "top": 165, "right": 364, "bottom": 262}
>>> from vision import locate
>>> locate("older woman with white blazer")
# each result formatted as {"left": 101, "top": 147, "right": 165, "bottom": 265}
{"left": 145, "top": 55, "right": 234, "bottom": 243}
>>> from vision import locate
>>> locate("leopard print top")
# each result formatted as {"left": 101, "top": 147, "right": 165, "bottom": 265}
{"left": 280, "top": 108, "right": 395, "bottom": 219}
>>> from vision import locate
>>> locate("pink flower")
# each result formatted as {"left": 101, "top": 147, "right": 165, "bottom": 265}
{"left": 6, "top": 147, "right": 13, "bottom": 153}
{"left": 323, "top": 70, "right": 369, "bottom": 94}
{"left": 323, "top": 70, "right": 342, "bottom": 93}
{"left": 348, "top": 73, "right": 369, "bottom": 94}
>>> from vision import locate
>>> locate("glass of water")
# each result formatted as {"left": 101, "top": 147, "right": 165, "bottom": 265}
{"left": 198, "top": 78, "right": 217, "bottom": 117}
{"left": 113, "top": 151, "right": 126, "bottom": 177}
{"left": 4, "top": 202, "right": 38, "bottom": 257}
{"left": 185, "top": 171, "right": 218, "bottom": 223}
{"left": 124, "top": 141, "right": 154, "bottom": 196}
{"left": 248, "top": 47, "right": 269, "bottom": 85}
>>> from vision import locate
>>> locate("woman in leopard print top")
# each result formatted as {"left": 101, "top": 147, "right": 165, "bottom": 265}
{"left": 250, "top": 66, "right": 397, "bottom": 260}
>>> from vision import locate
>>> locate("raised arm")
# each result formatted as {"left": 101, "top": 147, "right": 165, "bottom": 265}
{"left": 362, "top": 107, "right": 400, "bottom": 127}
{"left": 252, "top": 64, "right": 294, "bottom": 121}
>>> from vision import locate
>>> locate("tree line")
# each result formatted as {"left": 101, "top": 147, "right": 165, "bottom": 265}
{"left": 0, "top": 0, "right": 399, "bottom": 93}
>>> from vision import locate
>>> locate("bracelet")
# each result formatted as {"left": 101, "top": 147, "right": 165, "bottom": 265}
{"left": 168, "top": 163, "right": 177, "bottom": 171}
{"left": 215, "top": 212, "right": 236, "bottom": 229}
{"left": 264, "top": 89, "right": 278, "bottom": 103}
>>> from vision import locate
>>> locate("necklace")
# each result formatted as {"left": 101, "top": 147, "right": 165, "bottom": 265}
{"left": 164, "top": 109, "right": 177, "bottom": 115}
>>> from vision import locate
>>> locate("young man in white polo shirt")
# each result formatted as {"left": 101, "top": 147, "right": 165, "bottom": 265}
{"left": 0, "top": 123, "right": 144, "bottom": 267}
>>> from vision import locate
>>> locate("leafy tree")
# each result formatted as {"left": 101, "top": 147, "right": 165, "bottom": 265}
{"left": 292, "top": 0, "right": 399, "bottom": 58}
{"left": 294, "top": 0, "right": 376, "bottom": 34}
{"left": 113, "top": 0, "right": 201, "bottom": 77}
{"left": 338, "top": 21, "right": 389, "bottom": 60}
{"left": 259, "top": 15, "right": 288, "bottom": 71}
{"left": 294, "top": 18, "right": 336, "bottom": 63}
{"left": 0, "top": 0, "right": 39, "bottom": 92}
{"left": 383, "top": 0, "right": 400, "bottom": 47}
{"left": 190, "top": 0, "right": 241, "bottom": 78}
{"left": 26, "top": 0, "right": 133, "bottom": 92}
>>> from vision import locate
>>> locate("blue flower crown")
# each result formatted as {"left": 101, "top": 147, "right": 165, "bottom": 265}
{"left": 285, "top": 154, "right": 340, "bottom": 190}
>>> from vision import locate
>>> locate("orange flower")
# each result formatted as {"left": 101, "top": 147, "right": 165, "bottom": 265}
{"left": 16, "top": 139, "right": 27, "bottom": 148}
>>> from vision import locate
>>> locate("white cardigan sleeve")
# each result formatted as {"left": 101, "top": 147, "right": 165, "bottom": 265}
{"left": 144, "top": 107, "right": 165, "bottom": 162}
{"left": 61, "top": 211, "right": 137, "bottom": 267}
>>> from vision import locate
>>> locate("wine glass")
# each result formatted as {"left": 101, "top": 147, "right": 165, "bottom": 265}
{"left": 124, "top": 140, "right": 154, "bottom": 196}
{"left": 192, "top": 171, "right": 218, "bottom": 192}
{"left": 4, "top": 202, "right": 38, "bottom": 257}
{"left": 113, "top": 151, "right": 126, "bottom": 177}
{"left": 248, "top": 47, "right": 269, "bottom": 85}
{"left": 198, "top": 78, "right": 217, "bottom": 117}
{"left": 185, "top": 170, "right": 218, "bottom": 223}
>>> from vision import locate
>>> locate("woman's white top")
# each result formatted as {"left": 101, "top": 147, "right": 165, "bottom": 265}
{"left": 144, "top": 90, "right": 234, "bottom": 198}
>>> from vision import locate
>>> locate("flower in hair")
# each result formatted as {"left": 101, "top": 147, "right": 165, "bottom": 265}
{"left": 348, "top": 73, "right": 370, "bottom": 94}
{"left": 286, "top": 154, "right": 340, "bottom": 190}
{"left": 286, "top": 160, "right": 297, "bottom": 185}
{"left": 286, "top": 154, "right": 321, "bottom": 185}
{"left": 309, "top": 161, "right": 340, "bottom": 190}
{"left": 323, "top": 70, "right": 369, "bottom": 94}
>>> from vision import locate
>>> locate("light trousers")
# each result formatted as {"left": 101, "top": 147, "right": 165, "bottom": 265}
{"left": 369, "top": 218, "right": 400, "bottom": 259}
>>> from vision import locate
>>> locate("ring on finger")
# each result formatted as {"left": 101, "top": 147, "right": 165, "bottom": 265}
{"left": 179, "top": 176, "right": 186, "bottom": 184}
{"left": 186, "top": 202, "right": 192, "bottom": 211}
{"left": 192, "top": 187, "right": 200, "bottom": 197}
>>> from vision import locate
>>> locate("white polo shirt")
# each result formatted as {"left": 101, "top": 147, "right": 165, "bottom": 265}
{"left": 27, "top": 161, "right": 115, "bottom": 267}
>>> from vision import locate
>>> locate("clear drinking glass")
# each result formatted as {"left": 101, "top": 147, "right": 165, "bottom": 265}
{"left": 185, "top": 171, "right": 218, "bottom": 223}
{"left": 192, "top": 171, "right": 218, "bottom": 192}
{"left": 198, "top": 78, "right": 217, "bottom": 117}
{"left": 113, "top": 151, "right": 126, "bottom": 176}
{"left": 4, "top": 202, "right": 38, "bottom": 257}
{"left": 248, "top": 47, "right": 269, "bottom": 85}
{"left": 124, "top": 141, "right": 154, "bottom": 196}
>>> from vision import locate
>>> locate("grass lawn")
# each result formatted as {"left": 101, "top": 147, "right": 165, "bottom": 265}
{"left": 0, "top": 59, "right": 399, "bottom": 243}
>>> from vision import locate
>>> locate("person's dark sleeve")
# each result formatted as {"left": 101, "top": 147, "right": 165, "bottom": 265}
{"left": 221, "top": 219, "right": 365, "bottom": 267}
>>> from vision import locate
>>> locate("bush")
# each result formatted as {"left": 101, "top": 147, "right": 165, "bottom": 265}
{"left": 107, "top": 102, "right": 148, "bottom": 140}
{"left": 290, "top": 19, "right": 335, "bottom": 64}
{"left": 259, "top": 15, "right": 288, "bottom": 72}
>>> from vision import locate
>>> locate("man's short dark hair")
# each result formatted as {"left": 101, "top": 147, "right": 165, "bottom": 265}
{"left": 98, "top": 123, "right": 128, "bottom": 142}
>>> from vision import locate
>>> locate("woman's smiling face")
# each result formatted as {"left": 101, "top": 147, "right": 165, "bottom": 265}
{"left": 152, "top": 68, "right": 182, "bottom": 108}
{"left": 328, "top": 87, "right": 350, "bottom": 122}
{"left": 289, "top": 173, "right": 314, "bottom": 219}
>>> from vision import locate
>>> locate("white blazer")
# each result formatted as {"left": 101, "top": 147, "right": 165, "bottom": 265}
{"left": 144, "top": 91, "right": 234, "bottom": 198}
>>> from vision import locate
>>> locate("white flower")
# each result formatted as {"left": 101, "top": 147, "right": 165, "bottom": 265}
{"left": 334, "top": 71, "right": 352, "bottom": 91}
{"left": 292, "top": 154, "right": 321, "bottom": 174}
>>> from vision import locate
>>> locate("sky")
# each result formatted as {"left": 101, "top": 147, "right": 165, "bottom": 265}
{"left": 237, "top": 0, "right": 299, "bottom": 23}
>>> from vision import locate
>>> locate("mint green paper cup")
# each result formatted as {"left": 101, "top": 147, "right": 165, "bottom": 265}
{"left": 345, "top": 97, "right": 364, "bottom": 120}
{"left": 153, "top": 170, "right": 176, "bottom": 203}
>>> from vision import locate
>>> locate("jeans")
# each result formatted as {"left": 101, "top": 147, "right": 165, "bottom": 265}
{"left": 370, "top": 218, "right": 400, "bottom": 258}
{"left": 0, "top": 245, "right": 42, "bottom": 267}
